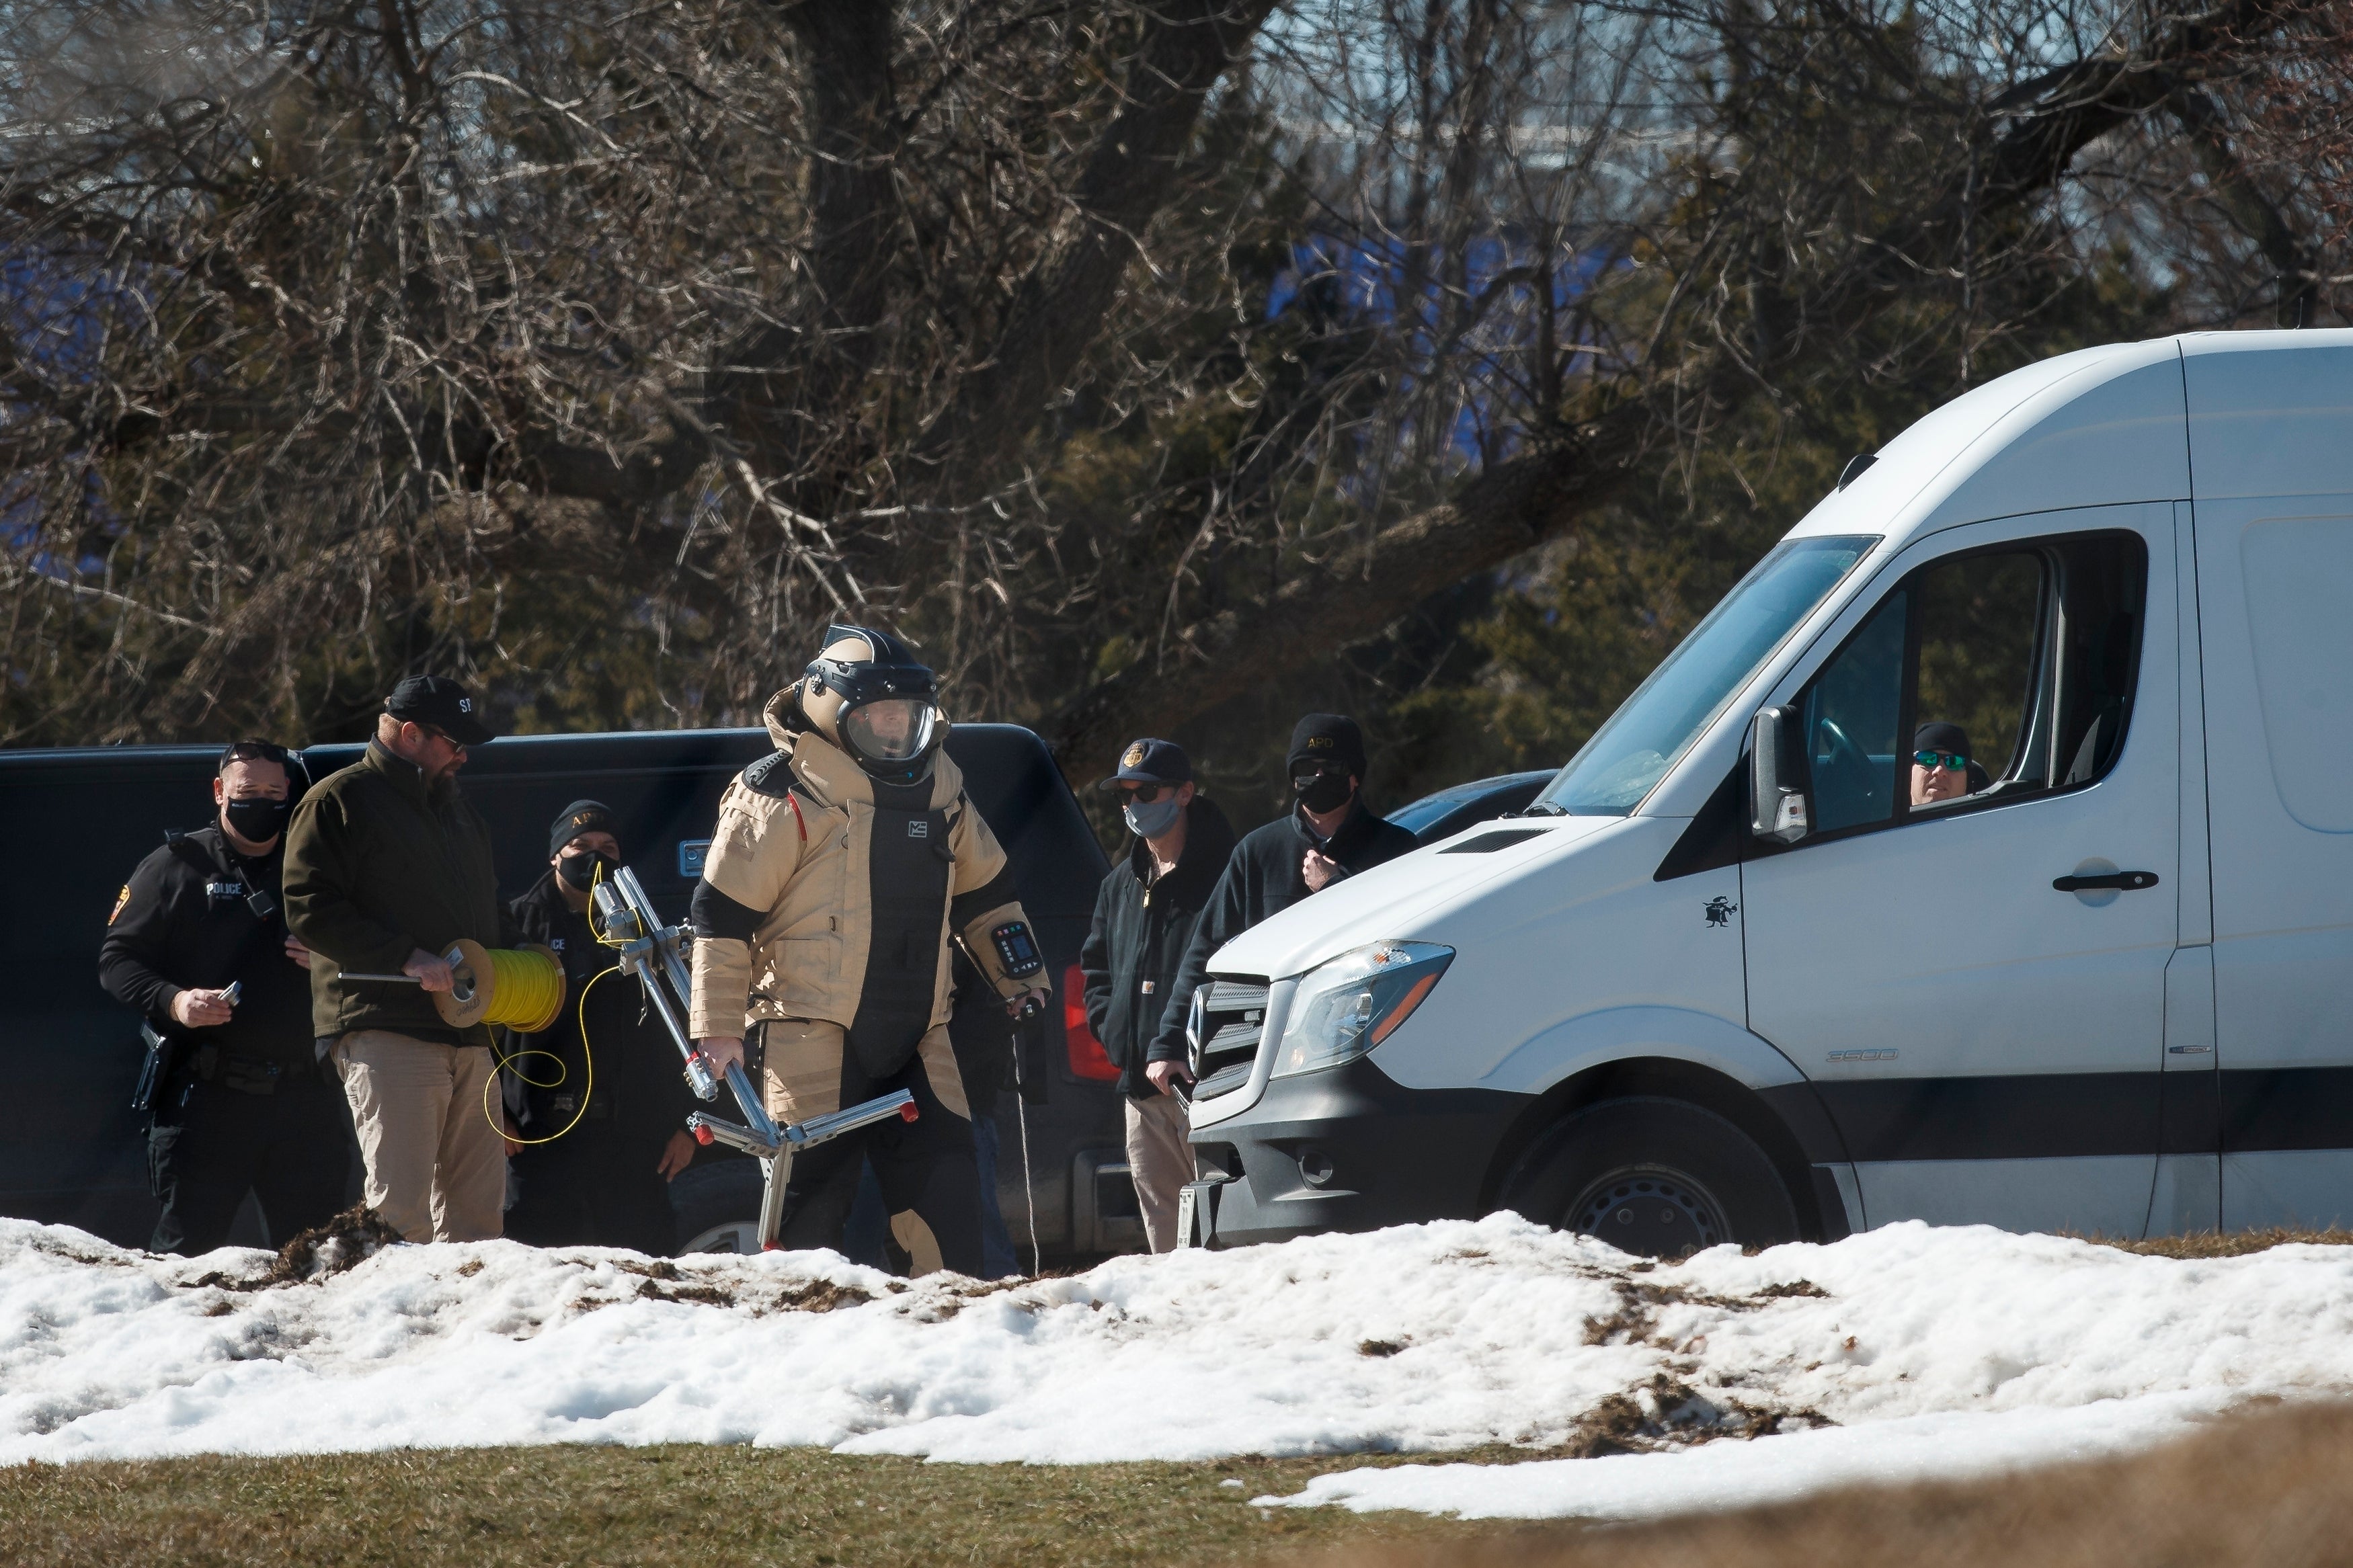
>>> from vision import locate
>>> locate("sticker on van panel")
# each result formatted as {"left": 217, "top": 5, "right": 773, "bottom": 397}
{"left": 1825, "top": 1049, "right": 1899, "bottom": 1063}
{"left": 1703, "top": 897, "right": 1737, "bottom": 927}
{"left": 678, "top": 840, "right": 711, "bottom": 878}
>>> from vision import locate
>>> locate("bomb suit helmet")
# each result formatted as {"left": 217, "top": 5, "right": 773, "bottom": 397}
{"left": 799, "top": 625, "right": 943, "bottom": 784}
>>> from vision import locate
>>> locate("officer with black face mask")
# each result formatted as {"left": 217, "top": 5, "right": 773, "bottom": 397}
{"left": 99, "top": 740, "right": 351, "bottom": 1254}
{"left": 1147, "top": 714, "right": 1417, "bottom": 1092}
{"left": 499, "top": 800, "right": 697, "bottom": 1255}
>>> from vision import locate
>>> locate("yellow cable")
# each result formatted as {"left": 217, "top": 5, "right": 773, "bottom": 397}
{"left": 484, "top": 862, "right": 654, "bottom": 1149}
{"left": 469, "top": 946, "right": 567, "bottom": 1032}
{"left": 485, "top": 962, "right": 618, "bottom": 1149}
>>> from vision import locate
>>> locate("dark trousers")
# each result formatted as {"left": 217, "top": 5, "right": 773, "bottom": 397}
{"left": 776, "top": 1048, "right": 983, "bottom": 1274}
{"left": 844, "top": 1102, "right": 1020, "bottom": 1276}
{"left": 504, "top": 1124, "right": 678, "bottom": 1255}
{"left": 148, "top": 1075, "right": 354, "bottom": 1255}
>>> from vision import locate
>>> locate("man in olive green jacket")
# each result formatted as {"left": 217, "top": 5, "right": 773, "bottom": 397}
{"left": 284, "top": 676, "right": 518, "bottom": 1242}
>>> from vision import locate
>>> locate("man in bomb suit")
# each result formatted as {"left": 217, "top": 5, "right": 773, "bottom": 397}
{"left": 686, "top": 626, "right": 1052, "bottom": 1274}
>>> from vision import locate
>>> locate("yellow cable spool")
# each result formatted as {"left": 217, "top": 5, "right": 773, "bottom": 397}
{"left": 477, "top": 866, "right": 627, "bottom": 1147}
{"left": 434, "top": 938, "right": 567, "bottom": 1033}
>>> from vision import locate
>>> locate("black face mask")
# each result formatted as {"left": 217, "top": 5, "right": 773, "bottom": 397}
{"left": 557, "top": 851, "right": 618, "bottom": 892}
{"left": 1293, "top": 769, "right": 1354, "bottom": 815}
{"left": 223, "top": 796, "right": 290, "bottom": 845}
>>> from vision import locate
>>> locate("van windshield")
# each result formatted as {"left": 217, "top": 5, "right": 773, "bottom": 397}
{"left": 1529, "top": 534, "right": 1878, "bottom": 816}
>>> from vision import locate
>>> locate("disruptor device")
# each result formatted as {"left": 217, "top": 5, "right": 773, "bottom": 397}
{"left": 591, "top": 864, "right": 916, "bottom": 1248}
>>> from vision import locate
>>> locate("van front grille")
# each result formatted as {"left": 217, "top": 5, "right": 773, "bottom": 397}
{"left": 1189, "top": 978, "right": 1268, "bottom": 1098}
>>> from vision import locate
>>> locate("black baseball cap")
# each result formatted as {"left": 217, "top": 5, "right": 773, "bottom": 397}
{"left": 549, "top": 799, "right": 619, "bottom": 858}
{"left": 1913, "top": 721, "right": 1972, "bottom": 761}
{"left": 385, "top": 675, "right": 497, "bottom": 747}
{"left": 1287, "top": 713, "right": 1366, "bottom": 776}
{"left": 1097, "top": 737, "right": 1192, "bottom": 792}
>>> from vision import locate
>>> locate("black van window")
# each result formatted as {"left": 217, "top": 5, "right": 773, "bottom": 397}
{"left": 1802, "top": 594, "right": 1908, "bottom": 833}
{"left": 1780, "top": 530, "right": 2146, "bottom": 846}
{"left": 1912, "top": 550, "right": 2048, "bottom": 809}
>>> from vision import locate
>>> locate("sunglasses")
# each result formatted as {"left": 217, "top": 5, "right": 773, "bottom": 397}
{"left": 1120, "top": 782, "right": 1174, "bottom": 803}
{"left": 422, "top": 725, "right": 469, "bottom": 753}
{"left": 1914, "top": 750, "right": 1968, "bottom": 772}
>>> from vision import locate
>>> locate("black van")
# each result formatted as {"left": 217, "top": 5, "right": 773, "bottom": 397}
{"left": 3, "top": 725, "right": 1131, "bottom": 1259}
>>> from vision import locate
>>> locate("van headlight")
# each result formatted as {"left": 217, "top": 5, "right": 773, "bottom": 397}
{"left": 1271, "top": 941, "right": 1453, "bottom": 1079}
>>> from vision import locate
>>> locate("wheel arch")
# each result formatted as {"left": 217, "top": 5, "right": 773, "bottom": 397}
{"left": 1480, "top": 1056, "right": 1848, "bottom": 1243}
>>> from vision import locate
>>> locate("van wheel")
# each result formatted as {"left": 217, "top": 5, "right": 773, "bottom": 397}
{"left": 680, "top": 1220, "right": 763, "bottom": 1255}
{"left": 1501, "top": 1096, "right": 1800, "bottom": 1257}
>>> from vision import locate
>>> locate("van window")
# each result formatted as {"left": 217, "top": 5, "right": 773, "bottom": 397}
{"left": 1915, "top": 552, "right": 2046, "bottom": 800}
{"left": 1533, "top": 534, "right": 1876, "bottom": 816}
{"left": 1778, "top": 531, "right": 2145, "bottom": 843}
{"left": 1803, "top": 595, "right": 1907, "bottom": 832}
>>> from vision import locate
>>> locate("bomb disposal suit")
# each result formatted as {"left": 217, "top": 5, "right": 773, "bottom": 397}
{"left": 686, "top": 628, "right": 1051, "bottom": 1274}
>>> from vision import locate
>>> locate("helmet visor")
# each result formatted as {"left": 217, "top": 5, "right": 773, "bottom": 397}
{"left": 842, "top": 698, "right": 936, "bottom": 764}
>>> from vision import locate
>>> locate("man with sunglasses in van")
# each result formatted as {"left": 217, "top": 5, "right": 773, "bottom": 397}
{"left": 1911, "top": 722, "right": 1984, "bottom": 807}
{"left": 99, "top": 740, "right": 345, "bottom": 1253}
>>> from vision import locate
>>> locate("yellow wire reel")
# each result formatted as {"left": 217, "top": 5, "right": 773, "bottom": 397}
{"left": 434, "top": 938, "right": 567, "bottom": 1032}
{"left": 477, "top": 867, "right": 637, "bottom": 1147}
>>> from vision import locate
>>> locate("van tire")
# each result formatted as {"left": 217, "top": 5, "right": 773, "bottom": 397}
{"left": 665, "top": 1157, "right": 764, "bottom": 1257}
{"left": 1499, "top": 1096, "right": 1801, "bottom": 1257}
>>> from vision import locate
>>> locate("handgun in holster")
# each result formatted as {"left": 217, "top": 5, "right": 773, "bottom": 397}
{"left": 131, "top": 1022, "right": 176, "bottom": 1114}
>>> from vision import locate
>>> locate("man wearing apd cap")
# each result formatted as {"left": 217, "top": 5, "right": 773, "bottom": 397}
{"left": 499, "top": 801, "right": 698, "bottom": 1254}
{"left": 1078, "top": 738, "right": 1236, "bottom": 1251}
{"left": 686, "top": 625, "right": 1053, "bottom": 1274}
{"left": 1147, "top": 714, "right": 1416, "bottom": 1094}
{"left": 284, "top": 675, "right": 526, "bottom": 1243}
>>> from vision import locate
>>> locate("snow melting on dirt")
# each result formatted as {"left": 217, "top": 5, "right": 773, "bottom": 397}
{"left": 6, "top": 1212, "right": 2352, "bottom": 1522}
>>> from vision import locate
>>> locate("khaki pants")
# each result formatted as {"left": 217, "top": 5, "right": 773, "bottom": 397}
{"left": 333, "top": 1030, "right": 506, "bottom": 1243}
{"left": 1125, "top": 1090, "right": 1193, "bottom": 1253}
{"left": 759, "top": 1018, "right": 969, "bottom": 1123}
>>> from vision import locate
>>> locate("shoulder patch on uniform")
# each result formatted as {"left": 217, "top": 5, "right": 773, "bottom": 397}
{"left": 742, "top": 750, "right": 797, "bottom": 798}
{"left": 108, "top": 884, "right": 130, "bottom": 925}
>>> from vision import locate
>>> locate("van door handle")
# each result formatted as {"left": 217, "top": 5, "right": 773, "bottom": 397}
{"left": 2052, "top": 870, "right": 2159, "bottom": 893}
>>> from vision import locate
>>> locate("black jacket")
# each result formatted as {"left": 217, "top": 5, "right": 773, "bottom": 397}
{"left": 1148, "top": 798, "right": 1418, "bottom": 1065}
{"left": 98, "top": 825, "right": 316, "bottom": 1073}
{"left": 1079, "top": 797, "right": 1238, "bottom": 1099}
{"left": 502, "top": 871, "right": 694, "bottom": 1147}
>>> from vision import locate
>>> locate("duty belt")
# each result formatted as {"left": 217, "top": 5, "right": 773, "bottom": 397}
{"left": 194, "top": 1044, "right": 307, "bottom": 1096}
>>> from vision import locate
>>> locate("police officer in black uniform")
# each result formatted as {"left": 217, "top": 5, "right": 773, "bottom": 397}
{"left": 99, "top": 741, "right": 351, "bottom": 1254}
{"left": 499, "top": 801, "right": 697, "bottom": 1254}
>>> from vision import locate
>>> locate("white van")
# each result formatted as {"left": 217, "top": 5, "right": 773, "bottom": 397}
{"left": 1181, "top": 329, "right": 2353, "bottom": 1253}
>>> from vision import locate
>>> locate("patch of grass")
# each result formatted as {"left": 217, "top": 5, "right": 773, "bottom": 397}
{"left": 1318, "top": 1397, "right": 2353, "bottom": 1568}
{"left": 0, "top": 1441, "right": 1564, "bottom": 1568}
{"left": 2073, "top": 1227, "right": 2353, "bottom": 1258}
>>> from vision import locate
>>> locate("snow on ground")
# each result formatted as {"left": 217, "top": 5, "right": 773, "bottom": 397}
{"left": 7, "top": 1212, "right": 2353, "bottom": 1523}
{"left": 1257, "top": 1395, "right": 2228, "bottom": 1521}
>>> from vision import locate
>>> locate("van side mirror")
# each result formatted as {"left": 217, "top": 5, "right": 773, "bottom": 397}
{"left": 1750, "top": 708, "right": 1809, "bottom": 843}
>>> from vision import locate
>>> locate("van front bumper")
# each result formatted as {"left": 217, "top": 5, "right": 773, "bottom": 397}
{"left": 1184, "top": 1058, "right": 1530, "bottom": 1247}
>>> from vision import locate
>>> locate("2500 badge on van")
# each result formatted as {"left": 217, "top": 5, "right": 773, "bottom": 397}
{"left": 1181, "top": 328, "right": 2353, "bottom": 1255}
